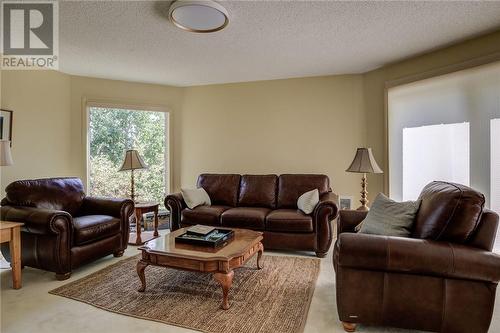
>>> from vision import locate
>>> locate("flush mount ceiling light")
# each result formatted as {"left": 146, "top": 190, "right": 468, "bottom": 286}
{"left": 168, "top": 0, "right": 229, "bottom": 33}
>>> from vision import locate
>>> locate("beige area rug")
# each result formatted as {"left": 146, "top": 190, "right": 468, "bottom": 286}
{"left": 49, "top": 254, "right": 320, "bottom": 333}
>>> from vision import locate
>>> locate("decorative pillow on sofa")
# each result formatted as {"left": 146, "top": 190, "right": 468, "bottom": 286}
{"left": 181, "top": 188, "right": 211, "bottom": 209}
{"left": 358, "top": 193, "right": 421, "bottom": 237}
{"left": 297, "top": 189, "right": 319, "bottom": 215}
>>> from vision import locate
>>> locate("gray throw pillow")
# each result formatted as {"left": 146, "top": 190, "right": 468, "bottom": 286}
{"left": 358, "top": 193, "right": 421, "bottom": 237}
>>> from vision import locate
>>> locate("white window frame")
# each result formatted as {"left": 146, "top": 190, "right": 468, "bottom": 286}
{"left": 83, "top": 99, "right": 171, "bottom": 196}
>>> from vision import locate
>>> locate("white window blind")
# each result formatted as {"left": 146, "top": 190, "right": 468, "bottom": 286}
{"left": 389, "top": 61, "right": 500, "bottom": 210}
{"left": 492, "top": 119, "right": 500, "bottom": 214}
{"left": 491, "top": 119, "right": 500, "bottom": 252}
{"left": 402, "top": 123, "right": 469, "bottom": 201}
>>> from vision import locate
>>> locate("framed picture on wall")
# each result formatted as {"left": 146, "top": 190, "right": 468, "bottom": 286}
{"left": 0, "top": 109, "right": 13, "bottom": 145}
{"left": 339, "top": 195, "right": 354, "bottom": 210}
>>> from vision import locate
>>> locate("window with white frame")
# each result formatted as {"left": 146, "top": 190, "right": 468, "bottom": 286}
{"left": 88, "top": 106, "right": 169, "bottom": 204}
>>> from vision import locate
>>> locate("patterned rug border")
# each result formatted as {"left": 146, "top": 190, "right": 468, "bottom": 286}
{"left": 49, "top": 254, "right": 321, "bottom": 333}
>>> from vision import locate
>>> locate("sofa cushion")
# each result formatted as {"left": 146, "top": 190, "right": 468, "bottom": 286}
{"left": 358, "top": 193, "right": 421, "bottom": 237}
{"left": 73, "top": 215, "right": 121, "bottom": 246}
{"left": 238, "top": 175, "right": 277, "bottom": 209}
{"left": 277, "top": 174, "right": 330, "bottom": 209}
{"left": 266, "top": 209, "right": 313, "bottom": 233}
{"left": 412, "top": 181, "right": 485, "bottom": 243}
{"left": 197, "top": 174, "right": 241, "bottom": 207}
{"left": 181, "top": 205, "right": 230, "bottom": 226}
{"left": 221, "top": 207, "right": 271, "bottom": 230}
{"left": 181, "top": 187, "right": 211, "bottom": 209}
{"left": 297, "top": 189, "right": 320, "bottom": 215}
{"left": 4, "top": 177, "right": 86, "bottom": 216}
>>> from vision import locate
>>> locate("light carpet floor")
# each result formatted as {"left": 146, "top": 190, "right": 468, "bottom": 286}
{"left": 1, "top": 230, "right": 500, "bottom": 333}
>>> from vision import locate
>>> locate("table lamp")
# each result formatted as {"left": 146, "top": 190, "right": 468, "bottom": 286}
{"left": 119, "top": 149, "right": 147, "bottom": 202}
{"left": 346, "top": 147, "right": 383, "bottom": 211}
{"left": 0, "top": 140, "right": 14, "bottom": 166}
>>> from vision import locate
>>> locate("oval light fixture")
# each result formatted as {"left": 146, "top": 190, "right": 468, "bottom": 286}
{"left": 168, "top": 0, "right": 229, "bottom": 33}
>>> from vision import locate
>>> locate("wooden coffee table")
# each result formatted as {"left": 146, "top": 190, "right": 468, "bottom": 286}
{"left": 137, "top": 227, "right": 264, "bottom": 310}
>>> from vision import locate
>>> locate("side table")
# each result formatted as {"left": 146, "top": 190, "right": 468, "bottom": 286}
{"left": 129, "top": 202, "right": 159, "bottom": 245}
{"left": 0, "top": 221, "right": 24, "bottom": 289}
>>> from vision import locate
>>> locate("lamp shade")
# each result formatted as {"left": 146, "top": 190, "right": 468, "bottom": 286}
{"left": 346, "top": 148, "right": 383, "bottom": 174}
{"left": 119, "top": 149, "right": 147, "bottom": 171}
{"left": 0, "top": 140, "right": 13, "bottom": 166}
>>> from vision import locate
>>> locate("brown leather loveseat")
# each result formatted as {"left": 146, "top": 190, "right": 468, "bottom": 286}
{"left": 0, "top": 177, "right": 134, "bottom": 280}
{"left": 166, "top": 174, "right": 339, "bottom": 257}
{"left": 334, "top": 181, "right": 500, "bottom": 333}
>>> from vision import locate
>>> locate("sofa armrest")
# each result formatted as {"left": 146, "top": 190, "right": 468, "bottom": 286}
{"left": 312, "top": 192, "right": 339, "bottom": 256}
{"left": 0, "top": 205, "right": 72, "bottom": 235}
{"left": 79, "top": 197, "right": 134, "bottom": 219}
{"left": 165, "top": 192, "right": 186, "bottom": 230}
{"left": 337, "top": 232, "right": 500, "bottom": 283}
{"left": 314, "top": 192, "right": 339, "bottom": 216}
{"left": 337, "top": 210, "right": 367, "bottom": 234}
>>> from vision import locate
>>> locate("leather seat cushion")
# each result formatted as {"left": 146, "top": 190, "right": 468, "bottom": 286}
{"left": 197, "top": 174, "right": 241, "bottom": 207}
{"left": 181, "top": 205, "right": 230, "bottom": 226}
{"left": 277, "top": 174, "right": 330, "bottom": 209}
{"left": 73, "top": 215, "right": 121, "bottom": 245}
{"left": 238, "top": 175, "right": 277, "bottom": 209}
{"left": 4, "top": 177, "right": 86, "bottom": 216}
{"left": 221, "top": 207, "right": 271, "bottom": 230}
{"left": 266, "top": 209, "right": 313, "bottom": 233}
{"left": 413, "top": 181, "right": 485, "bottom": 243}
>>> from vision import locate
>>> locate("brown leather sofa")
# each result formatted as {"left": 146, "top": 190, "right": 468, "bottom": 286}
{"left": 165, "top": 174, "right": 339, "bottom": 257}
{"left": 0, "top": 177, "right": 134, "bottom": 280}
{"left": 334, "top": 181, "right": 500, "bottom": 333}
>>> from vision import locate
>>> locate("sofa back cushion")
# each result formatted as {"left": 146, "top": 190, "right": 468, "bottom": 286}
{"left": 197, "top": 174, "right": 241, "bottom": 207}
{"left": 4, "top": 177, "right": 86, "bottom": 216}
{"left": 238, "top": 174, "right": 277, "bottom": 209}
{"left": 412, "top": 181, "right": 485, "bottom": 243}
{"left": 277, "top": 174, "right": 330, "bottom": 209}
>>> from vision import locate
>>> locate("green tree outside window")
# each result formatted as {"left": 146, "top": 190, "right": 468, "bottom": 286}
{"left": 89, "top": 107, "right": 167, "bottom": 204}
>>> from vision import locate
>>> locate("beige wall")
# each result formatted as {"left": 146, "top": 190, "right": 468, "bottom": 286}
{"left": 1, "top": 71, "right": 72, "bottom": 189}
{"left": 0, "top": 71, "right": 184, "bottom": 192}
{"left": 2, "top": 30, "right": 500, "bottom": 203}
{"left": 180, "top": 75, "right": 366, "bottom": 198}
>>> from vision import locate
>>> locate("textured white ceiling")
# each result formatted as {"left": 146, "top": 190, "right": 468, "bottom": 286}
{"left": 59, "top": 1, "right": 500, "bottom": 87}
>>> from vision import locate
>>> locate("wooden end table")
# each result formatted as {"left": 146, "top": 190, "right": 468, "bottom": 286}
{"left": 137, "top": 228, "right": 264, "bottom": 310}
{"left": 0, "top": 221, "right": 24, "bottom": 289}
{"left": 129, "top": 202, "right": 159, "bottom": 245}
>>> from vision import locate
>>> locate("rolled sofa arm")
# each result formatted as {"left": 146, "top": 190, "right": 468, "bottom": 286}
{"left": 337, "top": 232, "right": 500, "bottom": 283}
{"left": 165, "top": 192, "right": 186, "bottom": 230}
{"left": 313, "top": 192, "right": 340, "bottom": 256}
{"left": 79, "top": 197, "right": 134, "bottom": 219}
{"left": 1, "top": 205, "right": 72, "bottom": 235}
{"left": 337, "top": 209, "right": 368, "bottom": 234}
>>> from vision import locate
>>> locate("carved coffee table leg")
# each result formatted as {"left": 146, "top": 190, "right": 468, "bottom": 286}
{"left": 214, "top": 270, "right": 234, "bottom": 310}
{"left": 137, "top": 260, "right": 148, "bottom": 292}
{"left": 257, "top": 242, "right": 264, "bottom": 269}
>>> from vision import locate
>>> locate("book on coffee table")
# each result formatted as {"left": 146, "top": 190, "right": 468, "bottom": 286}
{"left": 186, "top": 225, "right": 216, "bottom": 237}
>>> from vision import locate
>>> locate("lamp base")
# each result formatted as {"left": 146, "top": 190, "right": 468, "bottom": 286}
{"left": 356, "top": 205, "right": 369, "bottom": 211}
{"left": 357, "top": 173, "right": 370, "bottom": 211}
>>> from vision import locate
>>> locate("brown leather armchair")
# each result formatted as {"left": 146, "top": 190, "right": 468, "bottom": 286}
{"left": 333, "top": 181, "right": 500, "bottom": 333}
{"left": 1, "top": 177, "right": 134, "bottom": 280}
